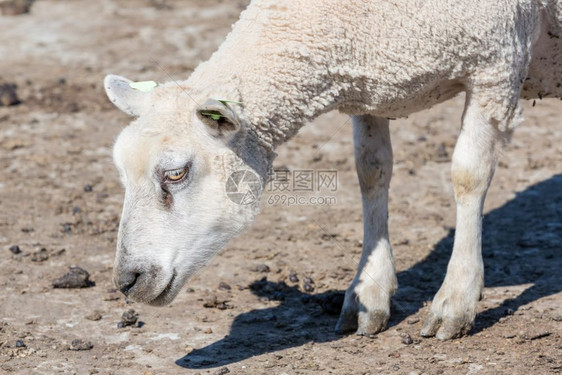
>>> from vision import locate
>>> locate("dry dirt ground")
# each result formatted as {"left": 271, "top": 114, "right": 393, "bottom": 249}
{"left": 0, "top": 1, "right": 561, "bottom": 374}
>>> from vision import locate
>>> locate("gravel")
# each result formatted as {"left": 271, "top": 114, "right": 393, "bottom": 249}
{"left": 288, "top": 272, "right": 299, "bottom": 283}
{"left": 203, "top": 294, "right": 230, "bottom": 310}
{"left": 303, "top": 276, "right": 315, "bottom": 292}
{"left": 117, "top": 309, "right": 139, "bottom": 328}
{"left": 8, "top": 245, "right": 21, "bottom": 255}
{"left": 401, "top": 333, "right": 413, "bottom": 345}
{"left": 0, "top": 83, "right": 19, "bottom": 106}
{"left": 213, "top": 367, "right": 230, "bottom": 375}
{"left": 85, "top": 311, "right": 103, "bottom": 321}
{"left": 69, "top": 339, "right": 93, "bottom": 351}
{"left": 253, "top": 264, "right": 270, "bottom": 273}
{"left": 52, "top": 267, "right": 93, "bottom": 288}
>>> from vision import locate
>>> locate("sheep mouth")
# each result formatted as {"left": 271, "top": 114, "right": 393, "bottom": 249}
{"left": 148, "top": 269, "right": 178, "bottom": 306}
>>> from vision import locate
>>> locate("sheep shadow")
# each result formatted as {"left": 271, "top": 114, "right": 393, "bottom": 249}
{"left": 394, "top": 173, "right": 562, "bottom": 333}
{"left": 176, "top": 174, "right": 562, "bottom": 369}
{"left": 176, "top": 278, "right": 345, "bottom": 369}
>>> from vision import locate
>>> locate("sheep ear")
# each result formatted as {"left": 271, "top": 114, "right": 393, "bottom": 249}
{"left": 104, "top": 75, "right": 149, "bottom": 117}
{"left": 197, "top": 99, "right": 241, "bottom": 138}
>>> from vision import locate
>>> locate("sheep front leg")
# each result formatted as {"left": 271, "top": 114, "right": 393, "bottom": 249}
{"left": 336, "top": 115, "right": 397, "bottom": 336}
{"left": 421, "top": 96, "right": 509, "bottom": 340}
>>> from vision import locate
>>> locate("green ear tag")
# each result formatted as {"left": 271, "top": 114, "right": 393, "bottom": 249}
{"left": 129, "top": 81, "right": 158, "bottom": 92}
{"left": 214, "top": 98, "right": 242, "bottom": 106}
{"left": 200, "top": 111, "right": 224, "bottom": 120}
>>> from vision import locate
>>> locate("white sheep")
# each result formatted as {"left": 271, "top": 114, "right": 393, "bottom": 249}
{"left": 104, "top": 0, "right": 562, "bottom": 340}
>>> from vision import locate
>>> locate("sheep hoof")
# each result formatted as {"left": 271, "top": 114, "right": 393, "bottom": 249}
{"left": 421, "top": 312, "right": 473, "bottom": 340}
{"left": 355, "top": 310, "right": 389, "bottom": 336}
{"left": 335, "top": 308, "right": 389, "bottom": 336}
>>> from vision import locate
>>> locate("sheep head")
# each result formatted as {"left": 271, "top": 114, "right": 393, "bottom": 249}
{"left": 104, "top": 74, "right": 264, "bottom": 305}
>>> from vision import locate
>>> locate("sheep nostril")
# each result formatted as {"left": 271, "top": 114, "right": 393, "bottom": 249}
{"left": 119, "top": 272, "right": 140, "bottom": 296}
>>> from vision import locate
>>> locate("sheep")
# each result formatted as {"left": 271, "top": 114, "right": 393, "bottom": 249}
{"left": 104, "top": 0, "right": 562, "bottom": 340}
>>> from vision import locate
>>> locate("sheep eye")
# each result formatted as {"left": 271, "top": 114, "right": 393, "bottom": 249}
{"left": 164, "top": 168, "right": 187, "bottom": 182}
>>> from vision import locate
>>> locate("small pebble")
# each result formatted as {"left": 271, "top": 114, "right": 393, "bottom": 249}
{"left": 213, "top": 367, "right": 230, "bottom": 375}
{"left": 401, "top": 333, "right": 413, "bottom": 345}
{"left": 0, "top": 83, "right": 19, "bottom": 106}
{"left": 85, "top": 311, "right": 103, "bottom": 321}
{"left": 121, "top": 309, "right": 138, "bottom": 324}
{"left": 303, "top": 277, "right": 315, "bottom": 292}
{"left": 52, "top": 267, "right": 92, "bottom": 288}
{"left": 15, "top": 340, "right": 25, "bottom": 348}
{"left": 505, "top": 308, "right": 515, "bottom": 316}
{"left": 0, "top": 0, "right": 34, "bottom": 16}
{"left": 203, "top": 294, "right": 229, "bottom": 310}
{"left": 407, "top": 317, "right": 420, "bottom": 324}
{"left": 9, "top": 245, "right": 21, "bottom": 255}
{"left": 433, "top": 354, "right": 447, "bottom": 361}
{"left": 204, "top": 328, "right": 213, "bottom": 334}
{"left": 62, "top": 224, "right": 72, "bottom": 234}
{"left": 31, "top": 248, "right": 49, "bottom": 262}
{"left": 218, "top": 282, "right": 231, "bottom": 290}
{"left": 288, "top": 272, "right": 299, "bottom": 283}
{"left": 216, "top": 302, "right": 229, "bottom": 310}
{"left": 118, "top": 309, "right": 138, "bottom": 328}
{"left": 303, "top": 283, "right": 314, "bottom": 292}
{"left": 203, "top": 294, "right": 218, "bottom": 308}
{"left": 520, "top": 330, "right": 551, "bottom": 341}
{"left": 69, "top": 339, "right": 93, "bottom": 351}
{"left": 83, "top": 184, "right": 93, "bottom": 192}
{"left": 253, "top": 264, "right": 270, "bottom": 273}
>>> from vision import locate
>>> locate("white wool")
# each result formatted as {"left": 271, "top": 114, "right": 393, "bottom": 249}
{"left": 179, "top": 0, "right": 561, "bottom": 148}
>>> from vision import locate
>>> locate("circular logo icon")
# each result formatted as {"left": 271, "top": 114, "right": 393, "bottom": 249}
{"left": 225, "top": 169, "right": 262, "bottom": 205}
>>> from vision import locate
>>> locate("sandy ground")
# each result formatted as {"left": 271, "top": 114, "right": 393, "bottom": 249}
{"left": 0, "top": 1, "right": 561, "bottom": 374}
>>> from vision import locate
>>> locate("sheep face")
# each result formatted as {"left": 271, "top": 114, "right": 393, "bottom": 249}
{"left": 104, "top": 75, "right": 261, "bottom": 305}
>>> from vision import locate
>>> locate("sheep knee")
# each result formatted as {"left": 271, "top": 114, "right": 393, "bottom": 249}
{"left": 451, "top": 166, "right": 490, "bottom": 202}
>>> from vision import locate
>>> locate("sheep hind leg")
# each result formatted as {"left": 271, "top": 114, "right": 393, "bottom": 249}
{"left": 336, "top": 115, "right": 397, "bottom": 336}
{"left": 421, "top": 94, "right": 512, "bottom": 340}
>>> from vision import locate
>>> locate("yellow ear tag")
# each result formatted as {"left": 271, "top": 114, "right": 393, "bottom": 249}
{"left": 129, "top": 81, "right": 158, "bottom": 93}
